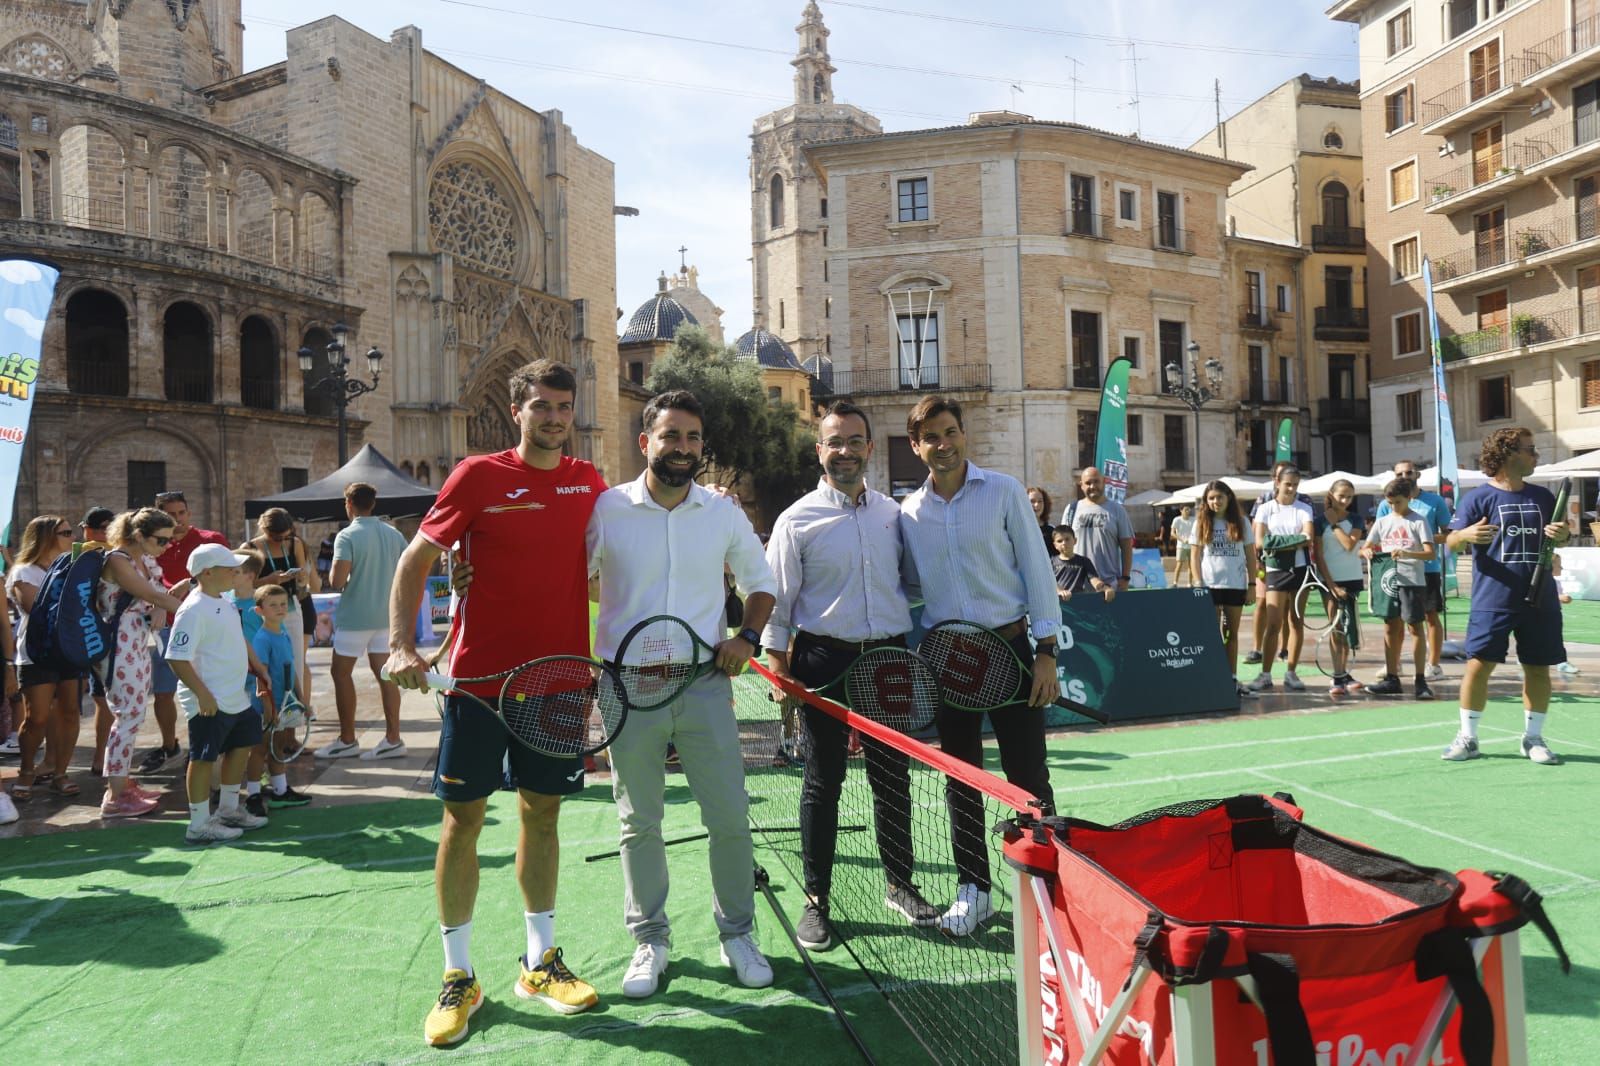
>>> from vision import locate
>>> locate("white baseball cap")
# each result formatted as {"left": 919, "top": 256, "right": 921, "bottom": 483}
{"left": 187, "top": 543, "right": 252, "bottom": 577}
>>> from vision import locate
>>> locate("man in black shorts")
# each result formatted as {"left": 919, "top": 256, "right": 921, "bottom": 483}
{"left": 386, "top": 360, "right": 604, "bottom": 1045}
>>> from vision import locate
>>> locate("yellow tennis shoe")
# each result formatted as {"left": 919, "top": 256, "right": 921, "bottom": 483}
{"left": 516, "top": 947, "right": 599, "bottom": 1015}
{"left": 424, "top": 968, "right": 483, "bottom": 1047}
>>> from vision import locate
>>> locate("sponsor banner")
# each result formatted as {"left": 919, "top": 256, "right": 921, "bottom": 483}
{"left": 0, "top": 258, "right": 60, "bottom": 537}
{"left": 1274, "top": 417, "right": 1294, "bottom": 464}
{"left": 1054, "top": 588, "right": 1239, "bottom": 721}
{"left": 1129, "top": 546, "right": 1167, "bottom": 589}
{"left": 1423, "top": 257, "right": 1462, "bottom": 596}
{"left": 427, "top": 574, "right": 452, "bottom": 624}
{"left": 1093, "top": 358, "right": 1133, "bottom": 502}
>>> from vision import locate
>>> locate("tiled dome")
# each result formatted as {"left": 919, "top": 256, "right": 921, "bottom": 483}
{"left": 621, "top": 290, "right": 699, "bottom": 344}
{"left": 734, "top": 326, "right": 804, "bottom": 370}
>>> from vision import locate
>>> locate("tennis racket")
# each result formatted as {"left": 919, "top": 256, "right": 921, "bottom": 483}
{"left": 1314, "top": 596, "right": 1363, "bottom": 684}
{"left": 1526, "top": 477, "right": 1571, "bottom": 607}
{"left": 812, "top": 644, "right": 941, "bottom": 733}
{"left": 917, "top": 620, "right": 1110, "bottom": 724}
{"left": 611, "top": 614, "right": 727, "bottom": 711}
{"left": 267, "top": 663, "right": 312, "bottom": 763}
{"left": 383, "top": 655, "right": 627, "bottom": 759}
{"left": 1292, "top": 567, "right": 1336, "bottom": 632}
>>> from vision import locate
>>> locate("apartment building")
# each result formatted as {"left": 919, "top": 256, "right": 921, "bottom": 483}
{"left": 1192, "top": 75, "right": 1372, "bottom": 473}
{"left": 1331, "top": 0, "right": 1600, "bottom": 481}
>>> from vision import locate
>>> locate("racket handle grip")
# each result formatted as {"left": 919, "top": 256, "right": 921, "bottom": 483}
{"left": 380, "top": 668, "right": 455, "bottom": 690}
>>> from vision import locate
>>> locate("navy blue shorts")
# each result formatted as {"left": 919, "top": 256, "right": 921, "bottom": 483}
{"left": 152, "top": 628, "right": 178, "bottom": 695}
{"left": 188, "top": 709, "right": 264, "bottom": 762}
{"left": 433, "top": 694, "right": 585, "bottom": 803}
{"left": 1465, "top": 606, "right": 1567, "bottom": 667}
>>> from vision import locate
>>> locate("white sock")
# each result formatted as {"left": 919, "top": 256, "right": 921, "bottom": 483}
{"left": 441, "top": 920, "right": 474, "bottom": 976}
{"left": 218, "top": 784, "right": 240, "bottom": 814}
{"left": 526, "top": 910, "right": 555, "bottom": 966}
{"left": 189, "top": 802, "right": 211, "bottom": 831}
{"left": 246, "top": 780, "right": 262, "bottom": 797}
{"left": 1459, "top": 708, "right": 1481, "bottom": 739}
{"left": 1525, "top": 711, "right": 1546, "bottom": 739}
{"left": 270, "top": 773, "right": 288, "bottom": 795}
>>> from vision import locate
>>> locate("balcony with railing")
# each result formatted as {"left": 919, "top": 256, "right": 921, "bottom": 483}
{"left": 1247, "top": 377, "right": 1294, "bottom": 405}
{"left": 1240, "top": 303, "right": 1278, "bottom": 332}
{"left": 1516, "top": 304, "right": 1600, "bottom": 351}
{"left": 827, "top": 362, "right": 991, "bottom": 397}
{"left": 1519, "top": 205, "right": 1600, "bottom": 269}
{"left": 1439, "top": 325, "right": 1510, "bottom": 362}
{"left": 241, "top": 376, "right": 278, "bottom": 411}
{"left": 1153, "top": 225, "right": 1192, "bottom": 255}
{"left": 1311, "top": 225, "right": 1365, "bottom": 252}
{"left": 1519, "top": 14, "right": 1600, "bottom": 91}
{"left": 1318, "top": 397, "right": 1370, "bottom": 426}
{"left": 1420, "top": 54, "right": 1537, "bottom": 137}
{"left": 1518, "top": 119, "right": 1600, "bottom": 180}
{"left": 1429, "top": 237, "right": 1514, "bottom": 292}
{"left": 1065, "top": 211, "right": 1112, "bottom": 240}
{"left": 1423, "top": 141, "right": 1541, "bottom": 214}
{"left": 1313, "top": 306, "right": 1369, "bottom": 339}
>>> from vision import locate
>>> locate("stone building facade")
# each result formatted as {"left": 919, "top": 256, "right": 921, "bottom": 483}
{"left": 1330, "top": 0, "right": 1600, "bottom": 482}
{"left": 1, "top": 1, "right": 618, "bottom": 536}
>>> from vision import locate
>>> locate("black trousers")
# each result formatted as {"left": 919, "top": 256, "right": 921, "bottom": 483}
{"left": 936, "top": 630, "right": 1054, "bottom": 893}
{"left": 791, "top": 632, "right": 916, "bottom": 901}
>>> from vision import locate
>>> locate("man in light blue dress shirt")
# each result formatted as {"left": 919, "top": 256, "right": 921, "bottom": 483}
{"left": 898, "top": 395, "right": 1060, "bottom": 937}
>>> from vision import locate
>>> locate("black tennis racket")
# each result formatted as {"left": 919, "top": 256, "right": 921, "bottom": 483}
{"left": 814, "top": 645, "right": 941, "bottom": 733}
{"left": 384, "top": 655, "right": 627, "bottom": 758}
{"left": 917, "top": 620, "right": 1110, "bottom": 725}
{"left": 612, "top": 614, "right": 726, "bottom": 711}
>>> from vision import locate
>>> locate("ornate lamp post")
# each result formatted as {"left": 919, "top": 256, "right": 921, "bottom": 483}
{"left": 299, "top": 321, "right": 383, "bottom": 466}
{"left": 1163, "top": 340, "right": 1224, "bottom": 482}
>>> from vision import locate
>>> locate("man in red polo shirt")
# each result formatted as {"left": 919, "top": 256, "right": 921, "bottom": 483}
{"left": 386, "top": 358, "right": 604, "bottom": 1046}
{"left": 136, "top": 491, "right": 231, "bottom": 775}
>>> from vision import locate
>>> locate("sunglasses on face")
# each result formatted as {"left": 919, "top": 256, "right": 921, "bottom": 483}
{"left": 154, "top": 491, "right": 186, "bottom": 504}
{"left": 152, "top": 534, "right": 174, "bottom": 546}
{"left": 55, "top": 527, "right": 73, "bottom": 537}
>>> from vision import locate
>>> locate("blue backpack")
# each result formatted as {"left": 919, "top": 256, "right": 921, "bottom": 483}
{"left": 24, "top": 549, "right": 133, "bottom": 669}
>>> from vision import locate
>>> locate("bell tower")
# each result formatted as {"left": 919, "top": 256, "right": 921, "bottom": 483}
{"left": 750, "top": 4, "right": 879, "bottom": 365}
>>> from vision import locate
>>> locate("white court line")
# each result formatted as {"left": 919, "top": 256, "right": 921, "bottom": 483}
{"left": 1244, "top": 771, "right": 1600, "bottom": 889}
{"left": 1052, "top": 736, "right": 1517, "bottom": 796}
{"left": 1, "top": 897, "right": 65, "bottom": 945}
{"left": 1090, "top": 719, "right": 1449, "bottom": 760}
{"left": 1480, "top": 723, "right": 1600, "bottom": 752}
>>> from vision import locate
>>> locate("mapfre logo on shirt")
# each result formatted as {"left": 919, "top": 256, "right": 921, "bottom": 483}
{"left": 554, "top": 485, "right": 592, "bottom": 495}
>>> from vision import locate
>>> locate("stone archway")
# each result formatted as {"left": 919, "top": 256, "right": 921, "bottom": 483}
{"left": 462, "top": 349, "right": 527, "bottom": 454}
{"left": 66, "top": 419, "right": 220, "bottom": 527}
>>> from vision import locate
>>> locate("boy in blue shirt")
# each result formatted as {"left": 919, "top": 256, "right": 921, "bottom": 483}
{"left": 244, "top": 584, "right": 312, "bottom": 817}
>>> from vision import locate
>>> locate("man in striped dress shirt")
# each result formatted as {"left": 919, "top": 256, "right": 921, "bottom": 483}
{"left": 898, "top": 396, "right": 1060, "bottom": 937}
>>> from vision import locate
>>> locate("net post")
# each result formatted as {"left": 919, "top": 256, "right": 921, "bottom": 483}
{"left": 1010, "top": 862, "right": 1047, "bottom": 1066}
{"left": 1495, "top": 931, "right": 1529, "bottom": 1066}
{"left": 1169, "top": 983, "right": 1217, "bottom": 1066}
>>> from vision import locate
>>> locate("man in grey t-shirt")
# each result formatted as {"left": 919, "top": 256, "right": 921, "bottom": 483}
{"left": 1062, "top": 467, "right": 1134, "bottom": 591}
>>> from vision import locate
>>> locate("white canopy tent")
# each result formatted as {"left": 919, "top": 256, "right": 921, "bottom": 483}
{"left": 1123, "top": 488, "right": 1174, "bottom": 507}
{"left": 1541, "top": 449, "right": 1600, "bottom": 472}
{"left": 1299, "top": 470, "right": 1387, "bottom": 495}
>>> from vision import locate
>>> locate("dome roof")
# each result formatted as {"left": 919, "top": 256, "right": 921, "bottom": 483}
{"left": 734, "top": 327, "right": 804, "bottom": 370}
{"left": 802, "top": 354, "right": 834, "bottom": 394}
{"left": 621, "top": 291, "right": 699, "bottom": 344}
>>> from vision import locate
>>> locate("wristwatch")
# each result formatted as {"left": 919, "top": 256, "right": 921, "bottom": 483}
{"left": 737, "top": 627, "right": 764, "bottom": 656}
{"left": 1035, "top": 640, "right": 1057, "bottom": 657}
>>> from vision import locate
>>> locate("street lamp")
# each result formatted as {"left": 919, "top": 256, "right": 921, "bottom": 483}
{"left": 1163, "top": 340, "right": 1225, "bottom": 482}
{"left": 298, "top": 320, "right": 383, "bottom": 466}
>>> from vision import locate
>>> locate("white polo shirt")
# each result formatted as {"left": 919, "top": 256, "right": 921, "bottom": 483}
{"left": 165, "top": 590, "right": 252, "bottom": 718}
{"left": 587, "top": 475, "right": 777, "bottom": 663}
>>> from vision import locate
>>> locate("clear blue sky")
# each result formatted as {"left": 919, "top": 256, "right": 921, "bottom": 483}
{"left": 243, "top": 1, "right": 1360, "bottom": 340}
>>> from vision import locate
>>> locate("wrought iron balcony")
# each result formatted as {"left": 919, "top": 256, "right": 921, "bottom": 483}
{"left": 1311, "top": 225, "right": 1365, "bottom": 252}
{"left": 1065, "top": 212, "right": 1112, "bottom": 239}
{"left": 826, "top": 363, "right": 991, "bottom": 397}
{"left": 1240, "top": 304, "right": 1278, "bottom": 332}
{"left": 1317, "top": 397, "right": 1370, "bottom": 426}
{"left": 1314, "top": 306, "right": 1368, "bottom": 339}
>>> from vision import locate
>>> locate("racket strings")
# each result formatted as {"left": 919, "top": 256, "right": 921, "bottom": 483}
{"left": 618, "top": 617, "right": 708, "bottom": 710}
{"left": 500, "top": 658, "right": 614, "bottom": 758}
{"left": 842, "top": 650, "right": 940, "bottom": 733}
{"left": 919, "top": 628, "right": 1022, "bottom": 712}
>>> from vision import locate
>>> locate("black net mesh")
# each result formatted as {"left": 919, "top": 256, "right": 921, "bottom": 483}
{"left": 734, "top": 671, "right": 1027, "bottom": 1064}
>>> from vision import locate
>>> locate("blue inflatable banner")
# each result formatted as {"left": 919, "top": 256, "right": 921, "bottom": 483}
{"left": 0, "top": 258, "right": 60, "bottom": 538}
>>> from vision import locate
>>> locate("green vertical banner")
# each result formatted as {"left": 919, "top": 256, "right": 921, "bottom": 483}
{"left": 1274, "top": 417, "right": 1294, "bottom": 464}
{"left": 1093, "top": 357, "right": 1132, "bottom": 502}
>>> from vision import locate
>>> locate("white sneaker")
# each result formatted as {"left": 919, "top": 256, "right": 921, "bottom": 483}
{"left": 315, "top": 738, "right": 361, "bottom": 759}
{"left": 1247, "top": 671, "right": 1274, "bottom": 692}
{"left": 0, "top": 734, "right": 18, "bottom": 756}
{"left": 621, "top": 942, "right": 668, "bottom": 998}
{"left": 1556, "top": 661, "right": 1581, "bottom": 677}
{"left": 1521, "top": 735, "right": 1562, "bottom": 766}
{"left": 1440, "top": 734, "right": 1480, "bottom": 762}
{"left": 1424, "top": 663, "right": 1445, "bottom": 681}
{"left": 938, "top": 882, "right": 996, "bottom": 937}
{"left": 216, "top": 805, "right": 269, "bottom": 830}
{"left": 719, "top": 933, "right": 773, "bottom": 988}
{"left": 360, "top": 738, "right": 408, "bottom": 760}
{"left": 1282, "top": 670, "right": 1305, "bottom": 692}
{"left": 0, "top": 790, "right": 17, "bottom": 825}
{"left": 185, "top": 817, "right": 244, "bottom": 844}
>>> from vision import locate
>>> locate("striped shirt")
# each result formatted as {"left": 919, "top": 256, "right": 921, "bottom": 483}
{"left": 761, "top": 480, "right": 913, "bottom": 651}
{"left": 899, "top": 462, "right": 1061, "bottom": 640}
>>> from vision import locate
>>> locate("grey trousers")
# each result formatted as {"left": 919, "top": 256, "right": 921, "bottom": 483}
{"left": 610, "top": 671, "right": 755, "bottom": 946}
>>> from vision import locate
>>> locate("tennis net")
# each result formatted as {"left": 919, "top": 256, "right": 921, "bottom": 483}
{"left": 732, "top": 663, "right": 1045, "bottom": 1064}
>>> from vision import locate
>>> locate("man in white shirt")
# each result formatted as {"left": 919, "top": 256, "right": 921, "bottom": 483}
{"left": 898, "top": 395, "right": 1060, "bottom": 937}
{"left": 588, "top": 390, "right": 778, "bottom": 1000}
{"left": 763, "top": 401, "right": 940, "bottom": 954}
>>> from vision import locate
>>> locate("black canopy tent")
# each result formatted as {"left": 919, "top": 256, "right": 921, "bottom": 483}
{"left": 243, "top": 444, "right": 436, "bottom": 523}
